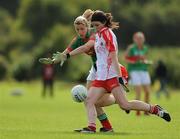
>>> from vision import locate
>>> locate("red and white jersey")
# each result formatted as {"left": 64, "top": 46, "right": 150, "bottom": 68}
{"left": 94, "top": 27, "right": 118, "bottom": 80}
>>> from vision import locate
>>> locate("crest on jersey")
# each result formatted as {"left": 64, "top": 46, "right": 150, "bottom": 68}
{"left": 100, "top": 42, "right": 103, "bottom": 46}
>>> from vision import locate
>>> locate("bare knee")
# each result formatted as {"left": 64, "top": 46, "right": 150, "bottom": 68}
{"left": 95, "top": 99, "right": 106, "bottom": 107}
{"left": 84, "top": 96, "right": 95, "bottom": 107}
{"left": 118, "top": 101, "right": 130, "bottom": 110}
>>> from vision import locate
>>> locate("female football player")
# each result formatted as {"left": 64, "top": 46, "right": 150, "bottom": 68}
{"left": 51, "top": 9, "right": 129, "bottom": 132}
{"left": 125, "top": 32, "right": 151, "bottom": 116}
{"left": 60, "top": 10, "right": 171, "bottom": 133}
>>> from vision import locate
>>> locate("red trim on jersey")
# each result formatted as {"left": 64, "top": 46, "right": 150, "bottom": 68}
{"left": 101, "top": 29, "right": 116, "bottom": 52}
{"left": 125, "top": 56, "right": 142, "bottom": 62}
{"left": 66, "top": 47, "right": 73, "bottom": 52}
{"left": 99, "top": 27, "right": 108, "bottom": 34}
{"left": 120, "top": 65, "right": 128, "bottom": 78}
{"left": 66, "top": 36, "right": 77, "bottom": 52}
{"left": 102, "top": 29, "right": 116, "bottom": 79}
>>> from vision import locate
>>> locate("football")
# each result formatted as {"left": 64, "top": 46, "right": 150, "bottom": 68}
{"left": 71, "top": 85, "right": 87, "bottom": 103}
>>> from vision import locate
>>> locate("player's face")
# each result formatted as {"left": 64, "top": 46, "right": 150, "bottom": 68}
{"left": 75, "top": 24, "right": 88, "bottom": 38}
{"left": 91, "top": 21, "right": 105, "bottom": 32}
{"left": 133, "top": 35, "right": 145, "bottom": 47}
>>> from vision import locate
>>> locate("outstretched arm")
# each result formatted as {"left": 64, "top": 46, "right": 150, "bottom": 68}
{"left": 63, "top": 36, "right": 77, "bottom": 54}
{"left": 50, "top": 39, "right": 95, "bottom": 66}
{"left": 69, "top": 39, "right": 95, "bottom": 57}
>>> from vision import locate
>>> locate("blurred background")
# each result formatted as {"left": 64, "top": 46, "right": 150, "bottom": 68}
{"left": 0, "top": 0, "right": 180, "bottom": 88}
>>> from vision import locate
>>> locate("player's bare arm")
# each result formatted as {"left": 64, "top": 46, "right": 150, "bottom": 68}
{"left": 63, "top": 36, "right": 77, "bottom": 54}
{"left": 110, "top": 51, "right": 122, "bottom": 77}
{"left": 69, "top": 39, "right": 94, "bottom": 57}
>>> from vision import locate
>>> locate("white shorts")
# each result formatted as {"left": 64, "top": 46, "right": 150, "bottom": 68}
{"left": 86, "top": 66, "right": 96, "bottom": 81}
{"left": 129, "top": 71, "right": 151, "bottom": 86}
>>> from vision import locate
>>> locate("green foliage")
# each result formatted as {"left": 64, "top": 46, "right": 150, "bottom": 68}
{"left": 0, "top": 55, "right": 8, "bottom": 80}
{"left": 7, "top": 20, "right": 32, "bottom": 52}
{"left": 32, "top": 24, "right": 74, "bottom": 77}
{"left": 66, "top": 55, "right": 91, "bottom": 82}
{"left": 0, "top": 9, "right": 32, "bottom": 53}
{"left": 0, "top": 0, "right": 19, "bottom": 16}
{"left": 17, "top": 0, "right": 109, "bottom": 45}
{"left": 0, "top": 0, "right": 180, "bottom": 88}
{"left": 148, "top": 48, "right": 180, "bottom": 87}
{"left": 113, "top": 0, "right": 180, "bottom": 46}
{"left": 11, "top": 53, "right": 34, "bottom": 81}
{"left": 18, "top": 0, "right": 72, "bottom": 42}
{"left": 0, "top": 9, "right": 13, "bottom": 52}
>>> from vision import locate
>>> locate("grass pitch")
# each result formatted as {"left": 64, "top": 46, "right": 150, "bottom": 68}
{"left": 0, "top": 80, "right": 179, "bottom": 139}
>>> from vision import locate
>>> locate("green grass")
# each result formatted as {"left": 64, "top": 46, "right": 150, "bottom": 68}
{"left": 0, "top": 80, "right": 180, "bottom": 139}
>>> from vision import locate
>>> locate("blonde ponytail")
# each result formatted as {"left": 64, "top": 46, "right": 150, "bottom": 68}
{"left": 74, "top": 9, "right": 94, "bottom": 28}
{"left": 82, "top": 9, "right": 94, "bottom": 21}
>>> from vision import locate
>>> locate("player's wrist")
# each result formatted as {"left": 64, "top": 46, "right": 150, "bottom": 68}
{"left": 118, "top": 77, "right": 124, "bottom": 85}
{"left": 118, "top": 77, "right": 130, "bottom": 92}
{"left": 66, "top": 53, "right": 70, "bottom": 59}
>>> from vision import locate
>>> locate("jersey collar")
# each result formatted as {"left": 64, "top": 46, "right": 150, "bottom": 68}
{"left": 98, "top": 27, "right": 108, "bottom": 37}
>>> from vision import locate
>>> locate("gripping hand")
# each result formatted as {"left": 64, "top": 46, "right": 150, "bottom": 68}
{"left": 52, "top": 51, "right": 67, "bottom": 66}
{"left": 118, "top": 77, "right": 130, "bottom": 92}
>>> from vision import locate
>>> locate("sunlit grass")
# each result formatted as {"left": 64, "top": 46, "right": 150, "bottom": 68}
{"left": 0, "top": 80, "right": 179, "bottom": 139}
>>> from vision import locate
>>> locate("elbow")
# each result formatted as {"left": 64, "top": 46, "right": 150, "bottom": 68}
{"left": 81, "top": 46, "right": 89, "bottom": 52}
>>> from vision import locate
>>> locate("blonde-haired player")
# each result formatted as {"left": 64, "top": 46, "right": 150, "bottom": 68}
{"left": 42, "top": 9, "right": 128, "bottom": 132}
{"left": 58, "top": 10, "right": 171, "bottom": 133}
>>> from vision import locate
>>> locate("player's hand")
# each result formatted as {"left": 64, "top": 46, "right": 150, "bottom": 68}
{"left": 52, "top": 51, "right": 67, "bottom": 66}
{"left": 39, "top": 57, "right": 53, "bottom": 64}
{"left": 118, "top": 77, "right": 130, "bottom": 92}
{"left": 142, "top": 59, "right": 153, "bottom": 65}
{"left": 139, "top": 55, "right": 146, "bottom": 60}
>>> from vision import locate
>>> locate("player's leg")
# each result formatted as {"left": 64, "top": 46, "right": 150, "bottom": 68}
{"left": 130, "top": 71, "right": 142, "bottom": 115}
{"left": 134, "top": 85, "right": 141, "bottom": 115}
{"left": 85, "top": 67, "right": 114, "bottom": 132}
{"left": 112, "top": 85, "right": 171, "bottom": 122}
{"left": 156, "top": 83, "right": 161, "bottom": 99}
{"left": 96, "top": 94, "right": 115, "bottom": 132}
{"left": 161, "top": 79, "right": 170, "bottom": 99}
{"left": 96, "top": 91, "right": 130, "bottom": 111}
{"left": 141, "top": 71, "right": 151, "bottom": 115}
{"left": 86, "top": 80, "right": 113, "bottom": 132}
{"left": 95, "top": 94, "right": 116, "bottom": 107}
{"left": 95, "top": 106, "right": 113, "bottom": 132}
{"left": 143, "top": 85, "right": 150, "bottom": 115}
{"left": 42, "top": 80, "right": 47, "bottom": 97}
{"left": 82, "top": 87, "right": 106, "bottom": 133}
{"left": 49, "top": 80, "right": 54, "bottom": 97}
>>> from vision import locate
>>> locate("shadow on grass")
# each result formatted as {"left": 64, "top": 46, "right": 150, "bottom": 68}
{"left": 62, "top": 131, "right": 148, "bottom": 136}
{"left": 1, "top": 128, "right": 148, "bottom": 136}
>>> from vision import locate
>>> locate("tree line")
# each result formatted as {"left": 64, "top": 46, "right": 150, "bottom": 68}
{"left": 0, "top": 0, "right": 179, "bottom": 87}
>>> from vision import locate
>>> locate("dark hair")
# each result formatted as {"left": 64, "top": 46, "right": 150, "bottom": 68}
{"left": 91, "top": 10, "right": 119, "bottom": 29}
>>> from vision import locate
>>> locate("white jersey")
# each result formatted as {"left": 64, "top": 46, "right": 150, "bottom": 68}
{"left": 94, "top": 27, "right": 119, "bottom": 80}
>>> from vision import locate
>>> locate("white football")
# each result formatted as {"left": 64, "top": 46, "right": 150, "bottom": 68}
{"left": 71, "top": 85, "right": 87, "bottom": 103}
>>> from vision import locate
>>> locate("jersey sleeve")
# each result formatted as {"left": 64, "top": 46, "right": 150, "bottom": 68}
{"left": 102, "top": 30, "right": 116, "bottom": 52}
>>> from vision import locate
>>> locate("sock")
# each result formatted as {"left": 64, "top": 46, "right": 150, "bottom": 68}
{"left": 149, "top": 105, "right": 158, "bottom": 115}
{"left": 88, "top": 123, "right": 96, "bottom": 131}
{"left": 98, "top": 113, "right": 112, "bottom": 129}
{"left": 136, "top": 111, "right": 141, "bottom": 116}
